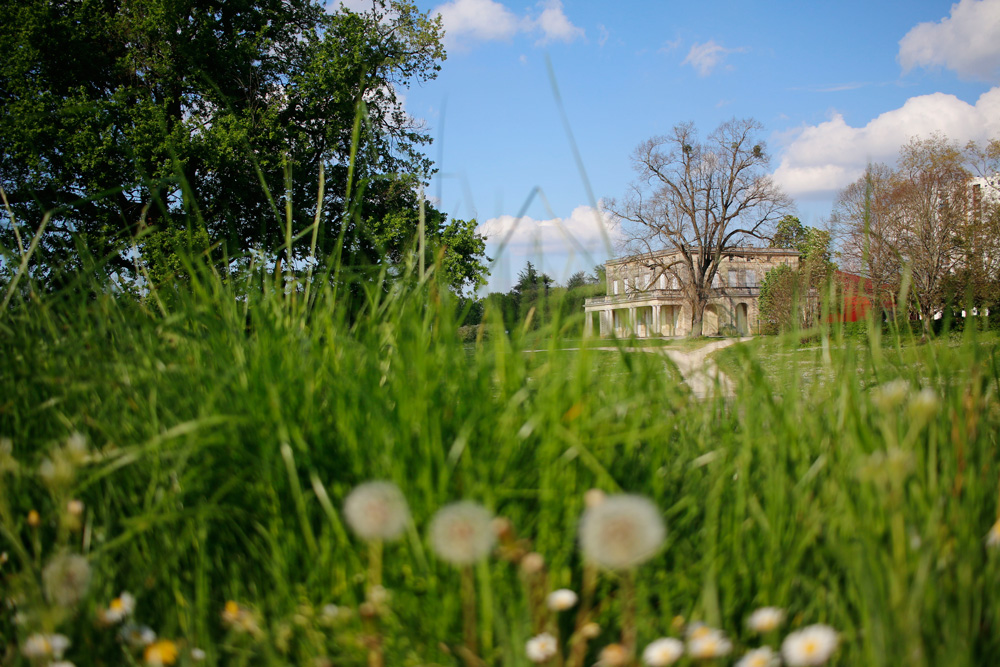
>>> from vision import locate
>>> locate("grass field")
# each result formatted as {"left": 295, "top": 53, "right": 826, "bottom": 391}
{"left": 1, "top": 263, "right": 999, "bottom": 666}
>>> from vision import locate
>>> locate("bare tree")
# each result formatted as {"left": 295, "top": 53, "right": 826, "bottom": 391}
{"left": 832, "top": 162, "right": 902, "bottom": 316}
{"left": 894, "top": 135, "right": 970, "bottom": 331}
{"left": 607, "top": 118, "right": 791, "bottom": 336}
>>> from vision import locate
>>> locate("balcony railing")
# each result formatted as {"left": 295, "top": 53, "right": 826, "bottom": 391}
{"left": 585, "top": 286, "right": 760, "bottom": 308}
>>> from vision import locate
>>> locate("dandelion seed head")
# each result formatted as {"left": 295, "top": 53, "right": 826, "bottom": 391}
{"left": 190, "top": 648, "right": 206, "bottom": 662}
{"left": 872, "top": 379, "right": 910, "bottom": 410}
{"left": 546, "top": 588, "right": 578, "bottom": 611}
{"left": 687, "top": 629, "right": 732, "bottom": 660}
{"left": 642, "top": 637, "right": 684, "bottom": 666}
{"left": 144, "top": 639, "right": 179, "bottom": 666}
{"left": 43, "top": 552, "right": 91, "bottom": 607}
{"left": 525, "top": 632, "right": 558, "bottom": 663}
{"left": 781, "top": 624, "right": 837, "bottom": 666}
{"left": 428, "top": 501, "right": 496, "bottom": 565}
{"left": 578, "top": 494, "right": 665, "bottom": 570}
{"left": 736, "top": 646, "right": 779, "bottom": 667}
{"left": 343, "top": 481, "right": 410, "bottom": 541}
{"left": 908, "top": 387, "right": 940, "bottom": 421}
{"left": 747, "top": 606, "right": 784, "bottom": 633}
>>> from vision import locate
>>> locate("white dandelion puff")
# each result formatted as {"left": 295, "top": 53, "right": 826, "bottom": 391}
{"left": 526, "top": 632, "right": 558, "bottom": 662}
{"left": 546, "top": 588, "right": 578, "bottom": 611}
{"left": 428, "top": 501, "right": 496, "bottom": 565}
{"left": 736, "top": 646, "right": 779, "bottom": 667}
{"left": 687, "top": 629, "right": 732, "bottom": 660}
{"left": 578, "top": 494, "right": 665, "bottom": 570}
{"left": 642, "top": 637, "right": 684, "bottom": 666}
{"left": 343, "top": 481, "right": 410, "bottom": 541}
{"left": 747, "top": 606, "right": 784, "bottom": 633}
{"left": 781, "top": 624, "right": 838, "bottom": 666}
{"left": 871, "top": 379, "right": 910, "bottom": 410}
{"left": 43, "top": 552, "right": 91, "bottom": 607}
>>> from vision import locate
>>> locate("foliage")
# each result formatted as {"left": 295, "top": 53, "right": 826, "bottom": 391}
{"left": 0, "top": 0, "right": 489, "bottom": 292}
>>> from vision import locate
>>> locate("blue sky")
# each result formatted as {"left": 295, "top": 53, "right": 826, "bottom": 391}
{"left": 353, "top": 0, "right": 1000, "bottom": 291}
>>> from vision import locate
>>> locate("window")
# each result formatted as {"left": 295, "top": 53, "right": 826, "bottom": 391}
{"left": 613, "top": 280, "right": 619, "bottom": 295}
{"left": 746, "top": 271, "right": 757, "bottom": 287}
{"left": 712, "top": 274, "right": 721, "bottom": 288}
{"left": 672, "top": 275, "right": 679, "bottom": 289}
{"left": 728, "top": 269, "right": 738, "bottom": 286}
{"left": 658, "top": 274, "right": 666, "bottom": 290}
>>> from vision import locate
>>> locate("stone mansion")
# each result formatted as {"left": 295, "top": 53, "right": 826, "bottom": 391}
{"left": 583, "top": 247, "right": 801, "bottom": 337}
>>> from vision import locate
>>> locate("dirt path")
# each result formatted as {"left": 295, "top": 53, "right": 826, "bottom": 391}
{"left": 553, "top": 337, "right": 751, "bottom": 399}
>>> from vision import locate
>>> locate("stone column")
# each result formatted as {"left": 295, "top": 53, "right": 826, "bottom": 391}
{"left": 629, "top": 307, "right": 637, "bottom": 336}
{"left": 652, "top": 305, "right": 661, "bottom": 336}
{"left": 584, "top": 311, "right": 593, "bottom": 337}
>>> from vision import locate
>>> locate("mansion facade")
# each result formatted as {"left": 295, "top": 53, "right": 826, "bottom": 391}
{"left": 583, "top": 248, "right": 800, "bottom": 337}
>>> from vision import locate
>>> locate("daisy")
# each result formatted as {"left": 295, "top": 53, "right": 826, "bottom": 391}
{"left": 526, "top": 632, "right": 558, "bottom": 663}
{"left": 144, "top": 639, "right": 179, "bottom": 666}
{"left": 747, "top": 606, "right": 784, "bottom": 633}
{"left": 642, "top": 637, "right": 684, "bottom": 666}
{"left": 687, "top": 629, "right": 732, "bottom": 660}
{"left": 781, "top": 624, "right": 838, "bottom": 666}
{"left": 546, "top": 588, "right": 578, "bottom": 611}
{"left": 736, "top": 647, "right": 779, "bottom": 667}
{"left": 100, "top": 591, "right": 136, "bottom": 624}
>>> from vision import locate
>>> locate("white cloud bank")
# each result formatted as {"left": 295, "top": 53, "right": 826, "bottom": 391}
{"left": 477, "top": 204, "right": 617, "bottom": 257}
{"left": 681, "top": 40, "right": 745, "bottom": 76}
{"left": 773, "top": 87, "right": 1000, "bottom": 199}
{"left": 899, "top": 0, "right": 1000, "bottom": 81}
{"left": 432, "top": 0, "right": 583, "bottom": 48}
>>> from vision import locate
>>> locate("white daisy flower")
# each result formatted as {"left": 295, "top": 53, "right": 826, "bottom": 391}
{"left": 736, "top": 646, "right": 779, "bottom": 667}
{"left": 22, "top": 633, "right": 69, "bottom": 659}
{"left": 428, "top": 501, "right": 496, "bottom": 565}
{"left": 747, "top": 606, "right": 784, "bottom": 633}
{"left": 578, "top": 494, "right": 665, "bottom": 570}
{"left": 687, "top": 629, "right": 732, "bottom": 660}
{"left": 546, "top": 588, "right": 578, "bottom": 611}
{"left": 101, "top": 591, "right": 136, "bottom": 623}
{"left": 190, "top": 648, "right": 206, "bottom": 661}
{"left": 781, "top": 624, "right": 838, "bottom": 666}
{"left": 343, "top": 481, "right": 410, "bottom": 541}
{"left": 526, "top": 632, "right": 558, "bottom": 662}
{"left": 642, "top": 637, "right": 684, "bottom": 666}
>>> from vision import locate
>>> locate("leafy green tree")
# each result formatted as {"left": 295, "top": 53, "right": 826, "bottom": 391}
{"left": 0, "top": 0, "right": 485, "bottom": 289}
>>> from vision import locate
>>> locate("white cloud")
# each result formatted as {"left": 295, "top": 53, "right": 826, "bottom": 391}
{"left": 899, "top": 0, "right": 1000, "bottom": 81}
{"left": 772, "top": 86, "right": 1000, "bottom": 200}
{"left": 432, "top": 0, "right": 583, "bottom": 48}
{"left": 530, "top": 0, "right": 584, "bottom": 45}
{"left": 434, "top": 0, "right": 520, "bottom": 46}
{"left": 597, "top": 24, "right": 610, "bottom": 48}
{"left": 478, "top": 205, "right": 617, "bottom": 257}
{"left": 681, "top": 40, "right": 745, "bottom": 76}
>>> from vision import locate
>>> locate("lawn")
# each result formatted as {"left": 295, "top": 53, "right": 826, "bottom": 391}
{"left": 2, "top": 268, "right": 999, "bottom": 667}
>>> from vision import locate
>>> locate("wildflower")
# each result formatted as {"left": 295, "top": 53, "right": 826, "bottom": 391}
{"left": 64, "top": 432, "right": 89, "bottom": 462}
{"left": 221, "top": 600, "right": 262, "bottom": 636}
{"left": 144, "top": 639, "right": 179, "bottom": 666}
{"left": 642, "top": 637, "right": 684, "bottom": 666}
{"left": 525, "top": 632, "right": 558, "bottom": 662}
{"left": 597, "top": 643, "right": 629, "bottom": 666}
{"left": 685, "top": 622, "right": 711, "bottom": 640}
{"left": 781, "top": 624, "right": 838, "bottom": 666}
{"left": 343, "top": 481, "right": 410, "bottom": 541}
{"left": 428, "top": 501, "right": 496, "bottom": 565}
{"left": 27, "top": 509, "right": 40, "bottom": 527}
{"left": 43, "top": 552, "right": 91, "bottom": 607}
{"left": 736, "top": 646, "right": 779, "bottom": 667}
{"left": 871, "top": 379, "right": 909, "bottom": 410}
{"left": 687, "top": 629, "right": 732, "bottom": 660}
{"left": 190, "top": 648, "right": 206, "bottom": 661}
{"left": 908, "top": 387, "right": 940, "bottom": 421}
{"left": 222, "top": 600, "right": 242, "bottom": 625}
{"left": 67, "top": 499, "right": 84, "bottom": 516}
{"left": 39, "top": 455, "right": 75, "bottom": 488}
{"left": 520, "top": 552, "right": 545, "bottom": 575}
{"left": 578, "top": 494, "right": 665, "bottom": 570}
{"left": 99, "top": 591, "right": 136, "bottom": 624}
{"left": 580, "top": 622, "right": 601, "bottom": 638}
{"left": 986, "top": 518, "right": 1000, "bottom": 548}
{"left": 747, "top": 606, "right": 784, "bottom": 633}
{"left": 22, "top": 633, "right": 70, "bottom": 659}
{"left": 546, "top": 588, "right": 578, "bottom": 611}
{"left": 119, "top": 624, "right": 157, "bottom": 647}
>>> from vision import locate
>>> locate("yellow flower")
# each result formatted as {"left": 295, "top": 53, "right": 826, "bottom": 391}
{"left": 144, "top": 639, "right": 178, "bottom": 666}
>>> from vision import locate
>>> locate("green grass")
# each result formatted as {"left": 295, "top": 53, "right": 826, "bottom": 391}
{"left": 1, "top": 262, "right": 999, "bottom": 666}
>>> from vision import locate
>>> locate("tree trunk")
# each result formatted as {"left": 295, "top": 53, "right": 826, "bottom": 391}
{"left": 689, "top": 300, "right": 705, "bottom": 337}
